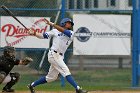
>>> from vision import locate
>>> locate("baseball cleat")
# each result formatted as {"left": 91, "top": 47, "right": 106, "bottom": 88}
{"left": 27, "top": 84, "right": 35, "bottom": 93}
{"left": 2, "top": 88, "right": 15, "bottom": 92}
{"left": 76, "top": 88, "right": 88, "bottom": 93}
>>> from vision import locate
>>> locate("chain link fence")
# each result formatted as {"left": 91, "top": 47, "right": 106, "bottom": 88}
{"left": 0, "top": 0, "right": 134, "bottom": 91}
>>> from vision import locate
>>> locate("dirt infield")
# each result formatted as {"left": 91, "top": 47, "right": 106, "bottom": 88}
{"left": 1, "top": 91, "right": 140, "bottom": 93}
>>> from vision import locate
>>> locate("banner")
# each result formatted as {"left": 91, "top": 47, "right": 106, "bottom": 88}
{"left": 0, "top": 16, "right": 50, "bottom": 48}
{"left": 73, "top": 14, "right": 131, "bottom": 55}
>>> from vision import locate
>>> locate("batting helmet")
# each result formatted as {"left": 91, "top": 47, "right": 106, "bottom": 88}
{"left": 3, "top": 46, "right": 15, "bottom": 56}
{"left": 60, "top": 18, "right": 74, "bottom": 27}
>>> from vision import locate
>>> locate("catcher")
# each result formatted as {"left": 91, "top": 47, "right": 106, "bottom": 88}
{"left": 0, "top": 46, "right": 33, "bottom": 92}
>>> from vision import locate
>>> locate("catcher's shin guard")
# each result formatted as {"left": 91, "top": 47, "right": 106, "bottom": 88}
{"left": 2, "top": 72, "right": 20, "bottom": 91}
{"left": 2, "top": 88, "right": 15, "bottom": 92}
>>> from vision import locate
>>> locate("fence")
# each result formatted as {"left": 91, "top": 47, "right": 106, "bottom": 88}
{"left": 0, "top": 0, "right": 139, "bottom": 91}
{"left": 132, "top": 0, "right": 140, "bottom": 87}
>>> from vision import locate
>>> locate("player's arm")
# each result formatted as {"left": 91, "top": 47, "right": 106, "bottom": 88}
{"left": 14, "top": 59, "right": 24, "bottom": 65}
{"left": 28, "top": 29, "right": 54, "bottom": 39}
{"left": 28, "top": 29, "right": 44, "bottom": 39}
{"left": 44, "top": 18, "right": 72, "bottom": 37}
{"left": 44, "top": 18, "right": 65, "bottom": 32}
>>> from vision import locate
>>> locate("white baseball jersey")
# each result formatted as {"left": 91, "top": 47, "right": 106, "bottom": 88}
{"left": 43, "top": 29, "right": 74, "bottom": 79}
{"left": 43, "top": 29, "right": 74, "bottom": 54}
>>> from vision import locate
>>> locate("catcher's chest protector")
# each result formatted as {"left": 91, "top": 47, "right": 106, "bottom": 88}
{"left": 0, "top": 56, "right": 16, "bottom": 75}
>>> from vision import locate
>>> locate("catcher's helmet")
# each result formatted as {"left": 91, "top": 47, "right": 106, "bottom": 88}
{"left": 3, "top": 46, "right": 15, "bottom": 56}
{"left": 60, "top": 18, "right": 74, "bottom": 27}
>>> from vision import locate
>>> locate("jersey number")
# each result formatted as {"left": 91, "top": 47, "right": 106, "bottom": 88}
{"left": 66, "top": 40, "right": 70, "bottom": 45}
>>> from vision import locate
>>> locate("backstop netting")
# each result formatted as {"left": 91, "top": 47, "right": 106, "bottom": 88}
{"left": 0, "top": 0, "right": 139, "bottom": 92}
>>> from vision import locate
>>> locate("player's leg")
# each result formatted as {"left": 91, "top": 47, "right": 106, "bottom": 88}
{"left": 1, "top": 75, "right": 11, "bottom": 84}
{"left": 50, "top": 53, "right": 88, "bottom": 93}
{"left": 49, "top": 52, "right": 83, "bottom": 91}
{"left": 27, "top": 51, "right": 60, "bottom": 93}
{"left": 0, "top": 71, "right": 6, "bottom": 84}
{"left": 27, "top": 65, "right": 59, "bottom": 93}
{"left": 32, "top": 65, "right": 59, "bottom": 87}
{"left": 2, "top": 72, "right": 20, "bottom": 92}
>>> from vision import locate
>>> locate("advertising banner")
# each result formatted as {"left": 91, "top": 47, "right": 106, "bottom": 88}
{"left": 73, "top": 14, "right": 131, "bottom": 55}
{"left": 0, "top": 16, "right": 50, "bottom": 48}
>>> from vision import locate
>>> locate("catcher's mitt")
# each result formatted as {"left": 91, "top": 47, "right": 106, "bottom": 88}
{"left": 22, "top": 57, "right": 33, "bottom": 65}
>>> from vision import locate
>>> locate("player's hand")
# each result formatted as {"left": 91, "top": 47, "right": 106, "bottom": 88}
{"left": 44, "top": 18, "right": 54, "bottom": 26}
{"left": 22, "top": 57, "right": 33, "bottom": 65}
{"left": 28, "top": 29, "right": 36, "bottom": 36}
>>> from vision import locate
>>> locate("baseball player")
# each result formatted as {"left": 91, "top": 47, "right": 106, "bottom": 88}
{"left": 0, "top": 46, "right": 33, "bottom": 92}
{"left": 27, "top": 18, "right": 88, "bottom": 93}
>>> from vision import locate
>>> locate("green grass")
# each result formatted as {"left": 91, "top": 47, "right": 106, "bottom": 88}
{"left": 0, "top": 68, "right": 137, "bottom": 91}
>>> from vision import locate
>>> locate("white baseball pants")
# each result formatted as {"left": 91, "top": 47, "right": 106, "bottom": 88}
{"left": 45, "top": 50, "right": 71, "bottom": 82}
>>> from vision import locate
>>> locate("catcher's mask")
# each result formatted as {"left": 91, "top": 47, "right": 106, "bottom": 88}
{"left": 3, "top": 46, "right": 16, "bottom": 58}
{"left": 60, "top": 18, "right": 74, "bottom": 27}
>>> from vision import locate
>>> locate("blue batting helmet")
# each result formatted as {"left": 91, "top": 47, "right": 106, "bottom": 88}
{"left": 60, "top": 18, "right": 74, "bottom": 27}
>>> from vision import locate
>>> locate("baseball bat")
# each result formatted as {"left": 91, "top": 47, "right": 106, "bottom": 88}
{"left": 1, "top": 5, "right": 28, "bottom": 30}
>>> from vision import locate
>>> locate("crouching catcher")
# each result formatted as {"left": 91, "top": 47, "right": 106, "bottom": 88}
{"left": 0, "top": 46, "right": 33, "bottom": 92}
